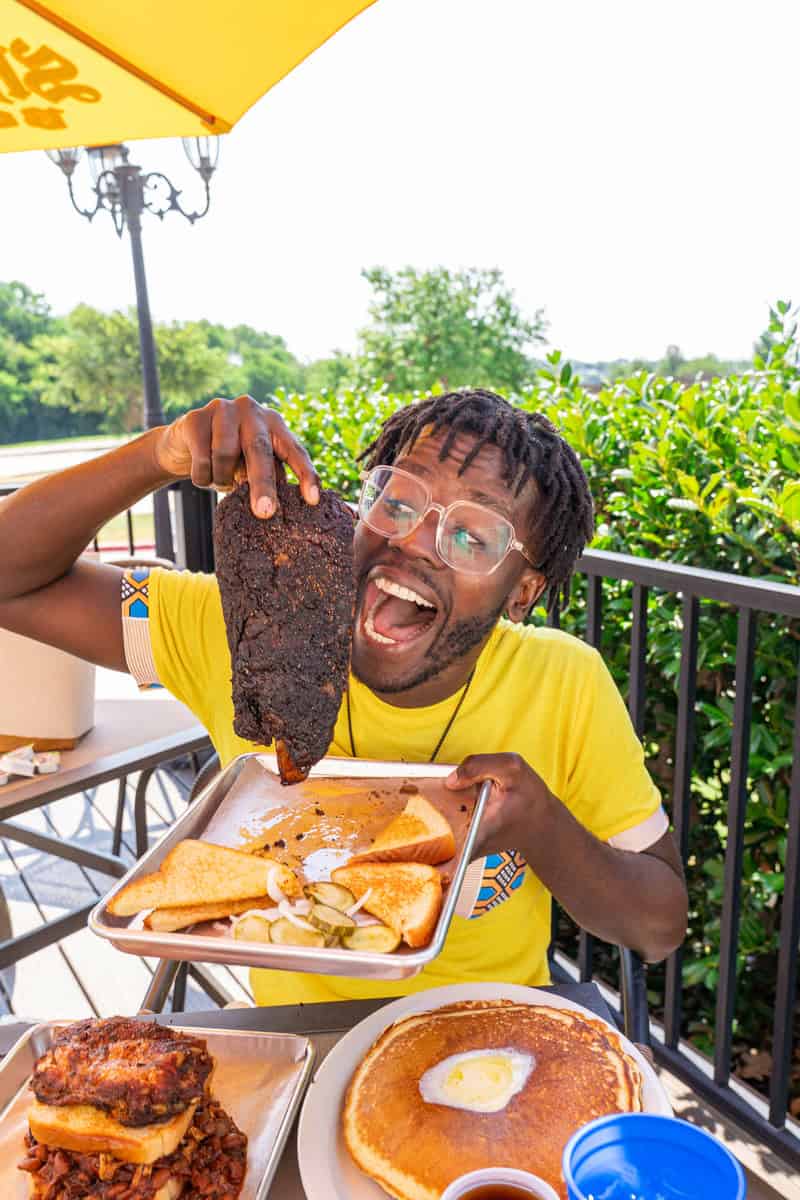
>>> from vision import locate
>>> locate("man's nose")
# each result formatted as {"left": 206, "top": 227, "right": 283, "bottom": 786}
{"left": 387, "top": 508, "right": 444, "bottom": 567}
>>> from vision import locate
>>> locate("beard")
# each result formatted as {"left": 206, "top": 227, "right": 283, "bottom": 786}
{"left": 354, "top": 597, "right": 506, "bottom": 695}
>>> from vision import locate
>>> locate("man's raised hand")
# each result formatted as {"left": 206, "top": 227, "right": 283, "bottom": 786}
{"left": 153, "top": 395, "right": 320, "bottom": 519}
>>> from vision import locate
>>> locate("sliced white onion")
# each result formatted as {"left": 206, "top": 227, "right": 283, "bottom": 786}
{"left": 353, "top": 912, "right": 382, "bottom": 928}
{"left": 129, "top": 907, "right": 154, "bottom": 931}
{"left": 279, "top": 899, "right": 316, "bottom": 932}
{"left": 230, "top": 907, "right": 280, "bottom": 928}
{"left": 213, "top": 922, "right": 232, "bottom": 934}
{"left": 292, "top": 898, "right": 313, "bottom": 915}
{"left": 346, "top": 888, "right": 373, "bottom": 916}
{"left": 267, "top": 865, "right": 287, "bottom": 904}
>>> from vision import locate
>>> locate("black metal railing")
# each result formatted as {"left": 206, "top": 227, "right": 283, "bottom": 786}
{"left": 0, "top": 482, "right": 152, "bottom": 557}
{"left": 0, "top": 481, "right": 215, "bottom": 569}
{"left": 550, "top": 549, "right": 800, "bottom": 1165}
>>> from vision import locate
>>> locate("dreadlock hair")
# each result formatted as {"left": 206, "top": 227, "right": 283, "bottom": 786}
{"left": 359, "top": 388, "right": 595, "bottom": 617}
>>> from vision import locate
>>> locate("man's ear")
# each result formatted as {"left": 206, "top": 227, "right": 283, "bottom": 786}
{"left": 506, "top": 570, "right": 547, "bottom": 623}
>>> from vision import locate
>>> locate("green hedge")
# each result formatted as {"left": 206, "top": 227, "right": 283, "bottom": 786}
{"left": 273, "top": 303, "right": 799, "bottom": 1098}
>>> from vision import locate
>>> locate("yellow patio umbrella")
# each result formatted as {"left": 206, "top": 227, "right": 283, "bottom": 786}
{"left": 0, "top": 0, "right": 376, "bottom": 151}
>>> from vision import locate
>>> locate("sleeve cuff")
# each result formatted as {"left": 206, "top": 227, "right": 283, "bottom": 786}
{"left": 607, "top": 806, "right": 669, "bottom": 852}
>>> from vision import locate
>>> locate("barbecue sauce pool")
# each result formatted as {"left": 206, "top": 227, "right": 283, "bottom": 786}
{"left": 459, "top": 1187, "right": 544, "bottom": 1199}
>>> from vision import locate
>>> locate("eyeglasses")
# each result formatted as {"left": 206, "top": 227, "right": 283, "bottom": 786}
{"left": 358, "top": 465, "right": 538, "bottom": 576}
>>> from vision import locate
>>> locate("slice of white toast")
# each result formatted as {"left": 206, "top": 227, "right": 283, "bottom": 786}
{"left": 350, "top": 793, "right": 456, "bottom": 866}
{"left": 27, "top": 1097, "right": 197, "bottom": 1164}
{"left": 144, "top": 897, "right": 263, "bottom": 932}
{"left": 332, "top": 861, "right": 443, "bottom": 948}
{"left": 107, "top": 840, "right": 300, "bottom": 917}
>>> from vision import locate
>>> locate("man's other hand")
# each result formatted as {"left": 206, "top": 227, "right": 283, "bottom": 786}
{"left": 153, "top": 395, "right": 320, "bottom": 519}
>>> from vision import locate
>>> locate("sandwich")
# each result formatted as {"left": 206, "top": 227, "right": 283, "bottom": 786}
{"left": 332, "top": 861, "right": 443, "bottom": 948}
{"left": 350, "top": 792, "right": 456, "bottom": 866}
{"left": 107, "top": 838, "right": 301, "bottom": 918}
{"left": 144, "top": 897, "right": 262, "bottom": 933}
{"left": 17, "top": 1016, "right": 247, "bottom": 1199}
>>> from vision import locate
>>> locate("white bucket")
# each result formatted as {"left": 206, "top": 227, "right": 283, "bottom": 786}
{"left": 0, "top": 629, "right": 95, "bottom": 748}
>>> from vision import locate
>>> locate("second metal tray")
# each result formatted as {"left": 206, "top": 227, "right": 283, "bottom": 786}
{"left": 90, "top": 753, "right": 489, "bottom": 980}
{"left": 0, "top": 1018, "right": 314, "bottom": 1200}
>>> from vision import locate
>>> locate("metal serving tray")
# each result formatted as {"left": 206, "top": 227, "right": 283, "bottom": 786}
{"left": 0, "top": 1019, "right": 314, "bottom": 1200}
{"left": 90, "top": 753, "right": 489, "bottom": 981}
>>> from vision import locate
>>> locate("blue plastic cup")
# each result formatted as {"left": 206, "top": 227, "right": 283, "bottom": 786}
{"left": 562, "top": 1113, "right": 746, "bottom": 1200}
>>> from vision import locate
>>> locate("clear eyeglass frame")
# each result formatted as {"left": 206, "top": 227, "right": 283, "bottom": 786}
{"left": 357, "top": 464, "right": 538, "bottom": 576}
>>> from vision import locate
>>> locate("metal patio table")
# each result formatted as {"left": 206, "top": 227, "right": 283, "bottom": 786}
{"left": 0, "top": 697, "right": 210, "bottom": 971}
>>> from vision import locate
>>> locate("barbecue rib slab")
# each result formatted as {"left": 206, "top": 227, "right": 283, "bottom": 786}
{"left": 30, "top": 1018, "right": 213, "bottom": 1127}
{"left": 214, "top": 474, "right": 355, "bottom": 784}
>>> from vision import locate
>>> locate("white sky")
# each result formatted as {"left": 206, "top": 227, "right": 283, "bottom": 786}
{"left": 2, "top": 0, "right": 799, "bottom": 365}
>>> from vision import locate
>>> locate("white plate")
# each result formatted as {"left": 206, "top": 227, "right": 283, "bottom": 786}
{"left": 297, "top": 982, "right": 672, "bottom": 1200}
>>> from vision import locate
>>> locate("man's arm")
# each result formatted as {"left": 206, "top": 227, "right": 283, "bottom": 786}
{"left": 447, "top": 753, "right": 687, "bottom": 963}
{"left": 0, "top": 396, "right": 320, "bottom": 672}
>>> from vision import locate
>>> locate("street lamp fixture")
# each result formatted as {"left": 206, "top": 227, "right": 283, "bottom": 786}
{"left": 182, "top": 136, "right": 220, "bottom": 183}
{"left": 87, "top": 143, "right": 128, "bottom": 184}
{"left": 46, "top": 138, "right": 221, "bottom": 558}
{"left": 45, "top": 145, "right": 83, "bottom": 178}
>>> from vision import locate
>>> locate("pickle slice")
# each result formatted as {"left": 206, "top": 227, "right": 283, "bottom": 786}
{"left": 232, "top": 914, "right": 272, "bottom": 943}
{"left": 309, "top": 904, "right": 356, "bottom": 937}
{"left": 341, "top": 923, "right": 402, "bottom": 954}
{"left": 268, "top": 917, "right": 326, "bottom": 948}
{"left": 304, "top": 882, "right": 355, "bottom": 910}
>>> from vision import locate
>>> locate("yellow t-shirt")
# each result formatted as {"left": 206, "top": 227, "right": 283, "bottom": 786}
{"left": 141, "top": 568, "right": 664, "bottom": 1006}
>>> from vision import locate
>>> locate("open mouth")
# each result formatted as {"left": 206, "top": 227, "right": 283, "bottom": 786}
{"left": 359, "top": 574, "right": 440, "bottom": 649}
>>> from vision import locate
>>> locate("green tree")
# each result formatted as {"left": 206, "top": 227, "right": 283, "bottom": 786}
{"left": 660, "top": 343, "right": 685, "bottom": 377}
{"left": 304, "top": 351, "right": 355, "bottom": 393}
{"left": 0, "top": 312, "right": 37, "bottom": 437}
{"left": 0, "top": 280, "right": 53, "bottom": 344}
{"left": 192, "top": 320, "right": 304, "bottom": 403}
{"left": 607, "top": 348, "right": 750, "bottom": 385}
{"left": 353, "top": 266, "right": 546, "bottom": 392}
{"left": 0, "top": 281, "right": 94, "bottom": 443}
{"left": 33, "top": 306, "right": 229, "bottom": 433}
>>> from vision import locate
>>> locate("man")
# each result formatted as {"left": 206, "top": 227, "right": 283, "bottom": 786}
{"left": 0, "top": 389, "right": 687, "bottom": 1004}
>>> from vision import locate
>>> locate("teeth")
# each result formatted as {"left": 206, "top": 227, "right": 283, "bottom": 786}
{"left": 375, "top": 577, "right": 435, "bottom": 608}
{"left": 365, "top": 611, "right": 397, "bottom": 645}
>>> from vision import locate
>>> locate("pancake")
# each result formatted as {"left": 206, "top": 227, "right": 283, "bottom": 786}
{"left": 343, "top": 1000, "right": 644, "bottom": 1200}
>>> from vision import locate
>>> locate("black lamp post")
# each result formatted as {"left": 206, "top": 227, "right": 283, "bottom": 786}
{"left": 45, "top": 139, "right": 220, "bottom": 560}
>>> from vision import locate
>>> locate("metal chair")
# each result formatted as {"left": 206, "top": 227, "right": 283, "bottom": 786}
{"left": 549, "top": 930, "right": 650, "bottom": 1049}
{"left": 621, "top": 946, "right": 651, "bottom": 1047}
{"left": 186, "top": 749, "right": 221, "bottom": 803}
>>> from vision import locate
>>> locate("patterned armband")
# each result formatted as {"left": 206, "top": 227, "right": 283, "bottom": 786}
{"left": 121, "top": 567, "right": 160, "bottom": 689}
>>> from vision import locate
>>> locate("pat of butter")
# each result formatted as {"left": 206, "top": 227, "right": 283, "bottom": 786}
{"left": 419, "top": 1048, "right": 535, "bottom": 1114}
